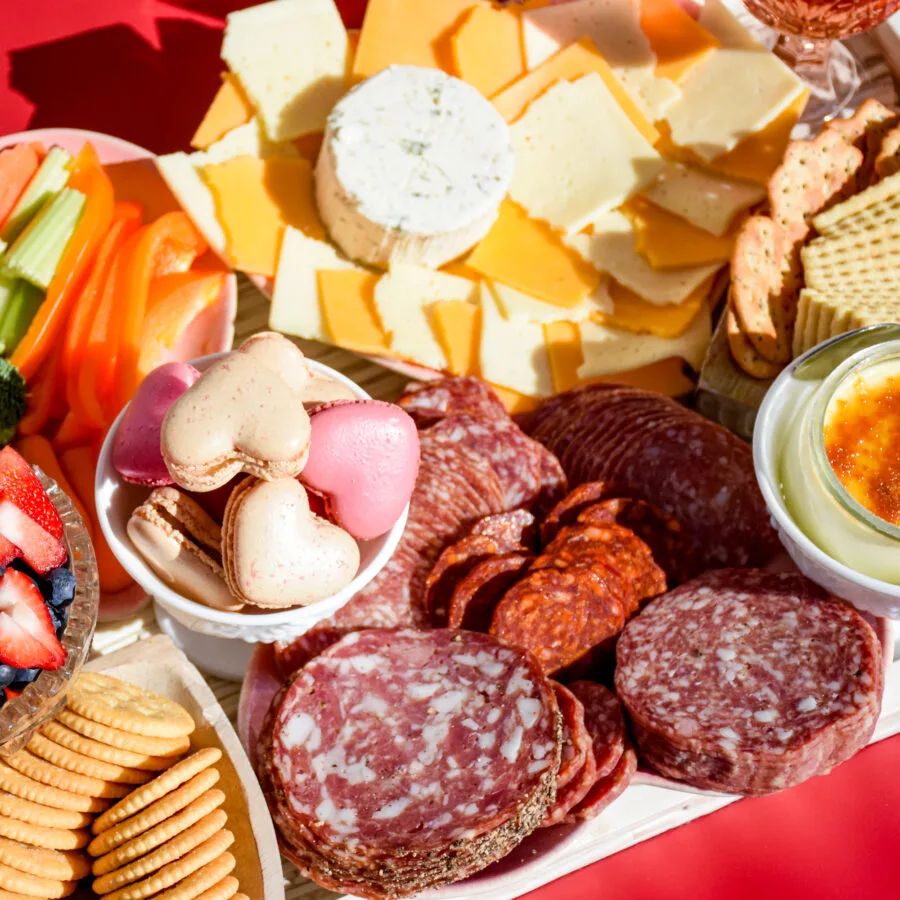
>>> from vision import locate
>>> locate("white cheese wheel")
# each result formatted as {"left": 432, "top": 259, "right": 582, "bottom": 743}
{"left": 315, "top": 65, "right": 515, "bottom": 269}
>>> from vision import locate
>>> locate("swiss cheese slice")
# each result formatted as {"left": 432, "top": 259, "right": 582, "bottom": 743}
{"left": 353, "top": 0, "right": 479, "bottom": 79}
{"left": 190, "top": 74, "right": 255, "bottom": 150}
{"left": 452, "top": 5, "right": 525, "bottom": 98}
{"left": 577, "top": 300, "right": 711, "bottom": 378}
{"left": 479, "top": 283, "right": 553, "bottom": 397}
{"left": 491, "top": 37, "right": 658, "bottom": 146}
{"left": 696, "top": 0, "right": 758, "bottom": 49}
{"left": 509, "top": 74, "right": 665, "bottom": 234}
{"left": 623, "top": 196, "right": 739, "bottom": 269}
{"left": 319, "top": 270, "right": 387, "bottom": 355}
{"left": 565, "top": 210, "right": 720, "bottom": 306}
{"left": 222, "top": 0, "right": 349, "bottom": 140}
{"left": 204, "top": 155, "right": 324, "bottom": 278}
{"left": 196, "top": 121, "right": 299, "bottom": 165}
{"left": 270, "top": 226, "right": 358, "bottom": 341}
{"left": 522, "top": 0, "right": 681, "bottom": 120}
{"left": 432, "top": 300, "right": 480, "bottom": 376}
{"left": 599, "top": 277, "right": 711, "bottom": 339}
{"left": 374, "top": 265, "right": 476, "bottom": 371}
{"left": 640, "top": 161, "right": 765, "bottom": 236}
{"left": 467, "top": 201, "right": 600, "bottom": 307}
{"left": 491, "top": 279, "right": 609, "bottom": 323}
{"left": 640, "top": 0, "right": 720, "bottom": 83}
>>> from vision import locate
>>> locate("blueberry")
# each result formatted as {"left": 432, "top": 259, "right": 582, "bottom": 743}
{"left": 9, "top": 668, "right": 41, "bottom": 690}
{"left": 47, "top": 568, "right": 76, "bottom": 608}
{"left": 0, "top": 665, "right": 16, "bottom": 689}
{"left": 48, "top": 603, "right": 69, "bottom": 638}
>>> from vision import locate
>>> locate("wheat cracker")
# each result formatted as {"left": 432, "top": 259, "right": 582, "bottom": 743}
{"left": 812, "top": 168, "right": 900, "bottom": 235}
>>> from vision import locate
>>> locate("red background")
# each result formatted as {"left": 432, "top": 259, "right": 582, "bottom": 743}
{"left": 3, "top": 2, "right": 900, "bottom": 897}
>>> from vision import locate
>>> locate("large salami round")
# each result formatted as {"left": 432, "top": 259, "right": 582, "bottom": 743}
{"left": 260, "top": 629, "right": 562, "bottom": 899}
{"left": 615, "top": 570, "right": 884, "bottom": 795}
{"left": 398, "top": 377, "right": 508, "bottom": 425}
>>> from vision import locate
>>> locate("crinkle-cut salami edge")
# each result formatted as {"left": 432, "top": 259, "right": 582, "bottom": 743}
{"left": 447, "top": 553, "right": 533, "bottom": 633}
{"left": 562, "top": 743, "right": 637, "bottom": 825}
{"left": 540, "top": 482, "right": 638, "bottom": 545}
{"left": 425, "top": 534, "right": 504, "bottom": 626}
{"left": 567, "top": 681, "right": 627, "bottom": 780}
{"left": 551, "top": 683, "right": 591, "bottom": 791}
{"left": 470, "top": 509, "right": 537, "bottom": 552}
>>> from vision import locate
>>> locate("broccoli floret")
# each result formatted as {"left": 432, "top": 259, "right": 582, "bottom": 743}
{"left": 0, "top": 359, "right": 27, "bottom": 447}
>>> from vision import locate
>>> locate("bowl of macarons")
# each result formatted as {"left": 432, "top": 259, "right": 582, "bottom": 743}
{"left": 94, "top": 332, "right": 417, "bottom": 672}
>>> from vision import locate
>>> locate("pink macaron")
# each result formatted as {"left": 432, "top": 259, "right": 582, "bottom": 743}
{"left": 301, "top": 400, "right": 419, "bottom": 541}
{"left": 113, "top": 362, "right": 201, "bottom": 486}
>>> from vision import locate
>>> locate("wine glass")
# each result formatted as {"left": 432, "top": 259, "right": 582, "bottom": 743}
{"left": 742, "top": 0, "right": 900, "bottom": 125}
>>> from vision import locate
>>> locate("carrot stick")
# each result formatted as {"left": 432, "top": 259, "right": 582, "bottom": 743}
{"left": 0, "top": 144, "right": 41, "bottom": 230}
{"left": 17, "top": 343, "right": 63, "bottom": 436}
{"left": 11, "top": 144, "right": 114, "bottom": 380}
{"left": 51, "top": 411, "right": 100, "bottom": 453}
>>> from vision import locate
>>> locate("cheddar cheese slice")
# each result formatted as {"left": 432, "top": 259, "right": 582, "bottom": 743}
{"left": 544, "top": 321, "right": 583, "bottom": 393}
{"left": 319, "top": 270, "right": 387, "bottom": 356}
{"left": 598, "top": 277, "right": 711, "bottom": 339}
{"left": 640, "top": 0, "right": 720, "bottom": 83}
{"left": 487, "top": 383, "right": 542, "bottom": 415}
{"left": 353, "top": 0, "right": 480, "bottom": 79}
{"left": 191, "top": 74, "right": 255, "bottom": 151}
{"left": 432, "top": 300, "right": 480, "bottom": 376}
{"left": 491, "top": 38, "right": 659, "bottom": 146}
{"left": 467, "top": 201, "right": 600, "bottom": 308}
{"left": 452, "top": 5, "right": 525, "bottom": 98}
{"left": 204, "top": 155, "right": 324, "bottom": 278}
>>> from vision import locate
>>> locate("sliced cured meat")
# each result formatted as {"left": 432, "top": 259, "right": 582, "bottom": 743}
{"left": 470, "top": 509, "right": 537, "bottom": 552}
{"left": 521, "top": 385, "right": 780, "bottom": 571}
{"left": 398, "top": 377, "right": 508, "bottom": 426}
{"left": 274, "top": 625, "right": 355, "bottom": 679}
{"left": 491, "top": 568, "right": 627, "bottom": 676}
{"left": 562, "top": 743, "right": 637, "bottom": 825}
{"left": 540, "top": 482, "right": 636, "bottom": 545}
{"left": 568, "top": 681, "right": 627, "bottom": 780}
{"left": 615, "top": 569, "right": 884, "bottom": 795}
{"left": 540, "top": 738, "right": 597, "bottom": 828}
{"left": 260, "top": 629, "right": 561, "bottom": 899}
{"left": 552, "top": 683, "right": 591, "bottom": 790}
{"left": 425, "top": 534, "right": 504, "bottom": 626}
{"left": 447, "top": 553, "right": 533, "bottom": 633}
{"left": 424, "top": 414, "right": 544, "bottom": 510}
{"left": 534, "top": 448, "right": 568, "bottom": 517}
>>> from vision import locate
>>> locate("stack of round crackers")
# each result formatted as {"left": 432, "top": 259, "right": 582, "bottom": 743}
{"left": 0, "top": 672, "right": 245, "bottom": 899}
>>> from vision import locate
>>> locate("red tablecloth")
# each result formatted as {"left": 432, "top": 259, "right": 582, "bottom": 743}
{"left": 3, "top": 3, "right": 900, "bottom": 898}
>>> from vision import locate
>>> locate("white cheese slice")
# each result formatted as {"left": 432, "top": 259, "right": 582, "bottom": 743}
{"left": 565, "top": 211, "right": 721, "bottom": 306}
{"left": 270, "top": 226, "right": 358, "bottom": 341}
{"left": 316, "top": 66, "right": 514, "bottom": 270}
{"left": 641, "top": 162, "right": 766, "bottom": 237}
{"left": 490, "top": 279, "right": 610, "bottom": 323}
{"left": 480, "top": 283, "right": 554, "bottom": 397}
{"left": 577, "top": 301, "right": 711, "bottom": 378}
{"left": 509, "top": 75, "right": 664, "bottom": 235}
{"left": 521, "top": 0, "right": 681, "bottom": 120}
{"left": 221, "top": 0, "right": 348, "bottom": 141}
{"left": 196, "top": 120, "right": 299, "bottom": 165}
{"left": 373, "top": 264, "right": 476, "bottom": 371}
{"left": 697, "top": 0, "right": 760, "bottom": 50}
{"left": 154, "top": 153, "right": 227, "bottom": 257}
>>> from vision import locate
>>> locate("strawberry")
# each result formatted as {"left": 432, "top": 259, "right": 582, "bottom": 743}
{"left": 0, "top": 447, "right": 65, "bottom": 574}
{"left": 0, "top": 569, "right": 65, "bottom": 670}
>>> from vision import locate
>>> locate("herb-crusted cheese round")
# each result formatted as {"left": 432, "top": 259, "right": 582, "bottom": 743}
{"left": 315, "top": 65, "right": 515, "bottom": 269}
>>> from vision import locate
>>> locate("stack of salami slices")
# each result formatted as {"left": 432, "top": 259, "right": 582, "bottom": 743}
{"left": 259, "top": 629, "right": 562, "bottom": 900}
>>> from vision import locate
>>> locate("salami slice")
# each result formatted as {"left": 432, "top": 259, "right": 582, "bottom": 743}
{"left": 615, "top": 570, "right": 884, "bottom": 795}
{"left": 470, "top": 509, "right": 537, "bottom": 552}
{"left": 425, "top": 534, "right": 504, "bottom": 626}
{"left": 568, "top": 681, "right": 627, "bottom": 780}
{"left": 261, "top": 629, "right": 561, "bottom": 898}
{"left": 398, "top": 377, "right": 508, "bottom": 426}
{"left": 491, "top": 568, "right": 627, "bottom": 676}
{"left": 562, "top": 743, "right": 637, "bottom": 825}
{"left": 540, "top": 482, "right": 636, "bottom": 545}
{"left": 552, "top": 683, "right": 591, "bottom": 790}
{"left": 534, "top": 448, "right": 568, "bottom": 517}
{"left": 273, "top": 626, "right": 355, "bottom": 679}
{"left": 446, "top": 553, "right": 533, "bottom": 632}
{"left": 539, "top": 739, "right": 597, "bottom": 828}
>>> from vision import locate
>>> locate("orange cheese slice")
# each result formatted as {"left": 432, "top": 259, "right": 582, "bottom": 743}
{"left": 353, "top": 0, "right": 481, "bottom": 79}
{"left": 204, "top": 155, "right": 324, "bottom": 278}
{"left": 487, "top": 383, "right": 542, "bottom": 415}
{"left": 318, "top": 270, "right": 388, "bottom": 355}
{"left": 190, "top": 74, "right": 255, "bottom": 151}
{"left": 452, "top": 5, "right": 525, "bottom": 98}
{"left": 544, "top": 321, "right": 583, "bottom": 393}
{"left": 432, "top": 299, "right": 480, "bottom": 376}
{"left": 491, "top": 38, "right": 659, "bottom": 146}
{"left": 641, "top": 0, "right": 720, "bottom": 83}
{"left": 622, "top": 197, "right": 738, "bottom": 270}
{"left": 293, "top": 132, "right": 324, "bottom": 162}
{"left": 596, "top": 277, "right": 711, "bottom": 339}
{"left": 467, "top": 201, "right": 600, "bottom": 308}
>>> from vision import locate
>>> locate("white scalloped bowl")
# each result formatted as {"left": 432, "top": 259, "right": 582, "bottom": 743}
{"left": 94, "top": 352, "right": 409, "bottom": 645}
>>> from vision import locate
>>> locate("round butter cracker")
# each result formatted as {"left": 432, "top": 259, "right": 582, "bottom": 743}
{"left": 143, "top": 853, "right": 236, "bottom": 900}
{"left": 0, "top": 837, "right": 90, "bottom": 881}
{"left": 3, "top": 752, "right": 130, "bottom": 800}
{"left": 0, "top": 790, "right": 92, "bottom": 830}
{"left": 192, "top": 876, "right": 239, "bottom": 900}
{"left": 57, "top": 710, "right": 191, "bottom": 758}
{"left": 0, "top": 814, "right": 89, "bottom": 851}
{"left": 26, "top": 734, "right": 153, "bottom": 786}
{"left": 0, "top": 762, "right": 108, "bottom": 813}
{"left": 42, "top": 721, "right": 175, "bottom": 772}
{"left": 0, "top": 860, "right": 77, "bottom": 898}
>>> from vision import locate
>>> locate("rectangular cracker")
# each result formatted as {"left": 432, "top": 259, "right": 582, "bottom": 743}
{"left": 812, "top": 169, "right": 900, "bottom": 235}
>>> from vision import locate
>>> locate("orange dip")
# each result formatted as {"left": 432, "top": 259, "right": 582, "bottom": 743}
{"left": 824, "top": 371, "right": 900, "bottom": 526}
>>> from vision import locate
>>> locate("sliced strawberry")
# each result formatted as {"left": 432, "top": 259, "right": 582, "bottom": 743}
{"left": 0, "top": 536, "right": 18, "bottom": 569}
{"left": 0, "top": 447, "right": 63, "bottom": 540}
{"left": 5, "top": 688, "right": 19, "bottom": 700}
{"left": 0, "top": 500, "right": 65, "bottom": 574}
{"left": 0, "top": 569, "right": 65, "bottom": 670}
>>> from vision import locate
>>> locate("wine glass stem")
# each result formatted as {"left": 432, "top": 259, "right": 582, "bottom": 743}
{"left": 773, "top": 35, "right": 851, "bottom": 106}
{"left": 774, "top": 34, "right": 834, "bottom": 69}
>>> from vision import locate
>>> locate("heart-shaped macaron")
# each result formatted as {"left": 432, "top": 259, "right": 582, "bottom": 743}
{"left": 222, "top": 477, "right": 360, "bottom": 608}
{"left": 113, "top": 362, "right": 201, "bottom": 486}
{"left": 301, "top": 400, "right": 419, "bottom": 541}
{"left": 161, "top": 333, "right": 312, "bottom": 492}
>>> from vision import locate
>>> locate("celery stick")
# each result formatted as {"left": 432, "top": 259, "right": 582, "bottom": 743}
{"left": 1, "top": 188, "right": 86, "bottom": 291}
{"left": 0, "top": 280, "right": 43, "bottom": 356}
{"left": 0, "top": 146, "right": 72, "bottom": 244}
{"left": 0, "top": 274, "right": 15, "bottom": 335}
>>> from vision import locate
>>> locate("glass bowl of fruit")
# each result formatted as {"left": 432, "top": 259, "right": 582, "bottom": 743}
{"left": 0, "top": 451, "right": 99, "bottom": 754}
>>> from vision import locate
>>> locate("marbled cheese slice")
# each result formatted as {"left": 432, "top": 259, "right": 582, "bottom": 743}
{"left": 315, "top": 65, "right": 515, "bottom": 269}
